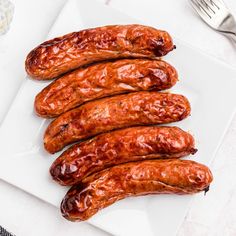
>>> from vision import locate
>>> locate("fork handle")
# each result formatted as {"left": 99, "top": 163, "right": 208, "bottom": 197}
{"left": 226, "top": 31, "right": 236, "bottom": 43}
{"left": 230, "top": 34, "right": 236, "bottom": 43}
{"left": 227, "top": 19, "right": 236, "bottom": 43}
{"left": 222, "top": 14, "right": 236, "bottom": 43}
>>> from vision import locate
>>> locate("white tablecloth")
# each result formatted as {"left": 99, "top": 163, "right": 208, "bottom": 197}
{"left": 1, "top": 0, "right": 236, "bottom": 235}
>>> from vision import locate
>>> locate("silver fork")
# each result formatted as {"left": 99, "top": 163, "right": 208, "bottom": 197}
{"left": 190, "top": 0, "right": 236, "bottom": 42}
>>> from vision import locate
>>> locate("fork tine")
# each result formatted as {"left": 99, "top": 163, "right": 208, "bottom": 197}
{"left": 208, "top": 0, "right": 220, "bottom": 10}
{"left": 200, "top": 0, "right": 216, "bottom": 14}
{"left": 197, "top": 0, "right": 215, "bottom": 17}
{"left": 190, "top": 0, "right": 212, "bottom": 19}
{"left": 203, "top": 0, "right": 224, "bottom": 11}
{"left": 208, "top": 0, "right": 227, "bottom": 10}
{"left": 190, "top": 0, "right": 235, "bottom": 33}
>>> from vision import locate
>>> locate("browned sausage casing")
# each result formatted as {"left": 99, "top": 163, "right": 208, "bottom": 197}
{"left": 35, "top": 59, "right": 178, "bottom": 118}
{"left": 50, "top": 126, "right": 197, "bottom": 186}
{"left": 61, "top": 159, "right": 213, "bottom": 221}
{"left": 25, "top": 25, "right": 175, "bottom": 80}
{"left": 44, "top": 92, "right": 191, "bottom": 154}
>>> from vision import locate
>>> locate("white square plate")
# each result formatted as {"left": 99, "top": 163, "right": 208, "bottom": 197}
{"left": 1, "top": 0, "right": 236, "bottom": 235}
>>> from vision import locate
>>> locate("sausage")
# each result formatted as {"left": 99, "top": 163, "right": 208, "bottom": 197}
{"left": 25, "top": 24, "right": 175, "bottom": 80}
{"left": 50, "top": 126, "right": 197, "bottom": 186}
{"left": 61, "top": 159, "right": 213, "bottom": 221}
{"left": 44, "top": 92, "right": 191, "bottom": 154}
{"left": 35, "top": 59, "right": 178, "bottom": 118}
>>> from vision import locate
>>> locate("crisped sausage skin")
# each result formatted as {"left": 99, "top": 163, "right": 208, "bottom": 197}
{"left": 61, "top": 159, "right": 213, "bottom": 221}
{"left": 25, "top": 25, "right": 175, "bottom": 80}
{"left": 35, "top": 59, "right": 178, "bottom": 117}
{"left": 50, "top": 126, "right": 197, "bottom": 186}
{"left": 44, "top": 92, "right": 191, "bottom": 154}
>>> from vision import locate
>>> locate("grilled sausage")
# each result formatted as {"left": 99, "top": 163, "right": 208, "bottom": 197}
{"left": 44, "top": 92, "right": 191, "bottom": 154}
{"left": 25, "top": 25, "right": 175, "bottom": 80}
{"left": 35, "top": 59, "right": 178, "bottom": 118}
{"left": 50, "top": 126, "right": 197, "bottom": 186}
{"left": 61, "top": 159, "right": 213, "bottom": 221}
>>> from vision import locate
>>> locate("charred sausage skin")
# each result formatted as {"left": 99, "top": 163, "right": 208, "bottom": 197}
{"left": 44, "top": 92, "right": 191, "bottom": 154}
{"left": 35, "top": 59, "right": 178, "bottom": 117}
{"left": 61, "top": 159, "right": 213, "bottom": 221}
{"left": 25, "top": 25, "right": 175, "bottom": 80}
{"left": 50, "top": 126, "right": 197, "bottom": 186}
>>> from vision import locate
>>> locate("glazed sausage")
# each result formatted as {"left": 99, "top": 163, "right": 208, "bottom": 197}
{"left": 25, "top": 25, "right": 175, "bottom": 80}
{"left": 44, "top": 92, "right": 191, "bottom": 154}
{"left": 50, "top": 126, "right": 197, "bottom": 186}
{"left": 35, "top": 59, "right": 178, "bottom": 118}
{"left": 61, "top": 159, "right": 213, "bottom": 221}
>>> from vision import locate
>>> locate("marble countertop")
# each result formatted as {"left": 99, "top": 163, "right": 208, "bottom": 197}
{"left": 1, "top": 0, "right": 236, "bottom": 235}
